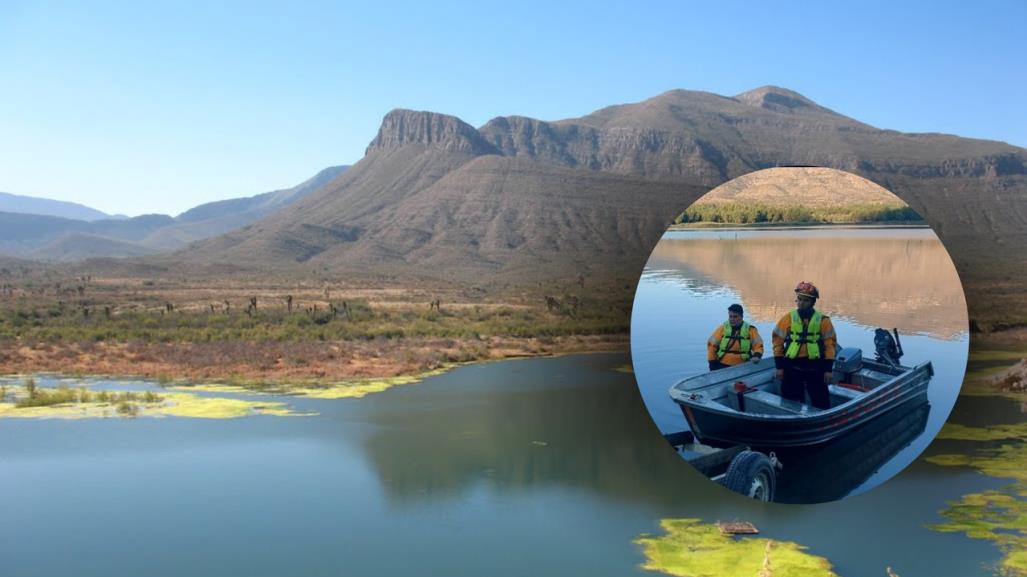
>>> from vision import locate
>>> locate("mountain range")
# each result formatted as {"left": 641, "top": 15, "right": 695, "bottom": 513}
{"left": 8, "top": 86, "right": 1026, "bottom": 300}
{"left": 156, "top": 86, "right": 1026, "bottom": 289}
{"left": 0, "top": 166, "right": 348, "bottom": 261}
{"left": 0, "top": 191, "right": 121, "bottom": 221}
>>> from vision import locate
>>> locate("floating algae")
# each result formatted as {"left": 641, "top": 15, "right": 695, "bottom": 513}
{"left": 936, "top": 423, "right": 1027, "bottom": 442}
{"left": 154, "top": 393, "right": 315, "bottom": 419}
{"left": 635, "top": 519, "right": 838, "bottom": 577}
{"left": 924, "top": 454, "right": 973, "bottom": 467}
{"left": 173, "top": 367, "right": 450, "bottom": 399}
{"left": 968, "top": 351, "right": 1027, "bottom": 362}
{"left": 0, "top": 383, "right": 312, "bottom": 420}
{"left": 927, "top": 423, "right": 1027, "bottom": 483}
{"left": 927, "top": 421, "right": 1027, "bottom": 575}
{"left": 170, "top": 383, "right": 267, "bottom": 395}
{"left": 288, "top": 368, "right": 449, "bottom": 399}
{"left": 929, "top": 489, "right": 1027, "bottom": 576}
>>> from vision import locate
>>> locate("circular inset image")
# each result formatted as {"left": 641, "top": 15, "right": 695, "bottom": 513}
{"left": 630, "top": 167, "right": 969, "bottom": 504}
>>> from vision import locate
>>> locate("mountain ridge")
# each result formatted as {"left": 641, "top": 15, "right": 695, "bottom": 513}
{"left": 158, "top": 86, "right": 1026, "bottom": 289}
{"left": 0, "top": 165, "right": 348, "bottom": 261}
{"left": 0, "top": 191, "right": 116, "bottom": 221}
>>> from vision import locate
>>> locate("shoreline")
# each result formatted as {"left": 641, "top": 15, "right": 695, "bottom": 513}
{"left": 0, "top": 334, "right": 630, "bottom": 391}
{"left": 668, "top": 222, "right": 930, "bottom": 231}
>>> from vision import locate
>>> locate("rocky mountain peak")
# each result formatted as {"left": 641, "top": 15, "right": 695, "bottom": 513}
{"left": 367, "top": 109, "right": 499, "bottom": 155}
{"left": 734, "top": 86, "right": 836, "bottom": 115}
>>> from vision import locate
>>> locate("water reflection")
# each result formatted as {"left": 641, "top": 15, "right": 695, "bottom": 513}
{"left": 646, "top": 227, "right": 967, "bottom": 339}
{"left": 358, "top": 356, "right": 713, "bottom": 507}
{"left": 774, "top": 399, "right": 930, "bottom": 503}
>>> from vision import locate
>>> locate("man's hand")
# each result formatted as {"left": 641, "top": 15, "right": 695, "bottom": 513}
{"left": 775, "top": 369, "right": 784, "bottom": 381}
{"left": 823, "top": 372, "right": 833, "bottom": 384}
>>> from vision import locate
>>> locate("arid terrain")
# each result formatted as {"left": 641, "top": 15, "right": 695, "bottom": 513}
{"left": 0, "top": 272, "right": 629, "bottom": 385}
{"left": 2, "top": 86, "right": 1027, "bottom": 389}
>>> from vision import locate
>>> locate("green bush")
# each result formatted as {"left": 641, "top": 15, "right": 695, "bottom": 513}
{"left": 677, "top": 202, "right": 923, "bottom": 225}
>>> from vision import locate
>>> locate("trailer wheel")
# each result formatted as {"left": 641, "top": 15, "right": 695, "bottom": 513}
{"left": 723, "top": 451, "right": 776, "bottom": 502}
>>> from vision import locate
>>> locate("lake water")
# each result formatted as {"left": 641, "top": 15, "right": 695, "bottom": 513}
{"left": 0, "top": 354, "right": 1010, "bottom": 577}
{"left": 631, "top": 227, "right": 970, "bottom": 498}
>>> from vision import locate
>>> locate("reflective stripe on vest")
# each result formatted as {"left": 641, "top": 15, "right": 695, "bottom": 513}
{"left": 717, "top": 321, "right": 751, "bottom": 360}
{"left": 785, "top": 310, "right": 822, "bottom": 359}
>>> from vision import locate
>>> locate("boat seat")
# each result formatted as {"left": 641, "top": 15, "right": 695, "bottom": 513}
{"left": 741, "top": 390, "right": 810, "bottom": 415}
{"left": 828, "top": 384, "right": 864, "bottom": 402}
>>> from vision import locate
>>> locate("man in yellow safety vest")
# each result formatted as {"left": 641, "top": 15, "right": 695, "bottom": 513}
{"left": 707, "top": 303, "right": 764, "bottom": 371}
{"left": 772, "top": 281, "right": 837, "bottom": 409}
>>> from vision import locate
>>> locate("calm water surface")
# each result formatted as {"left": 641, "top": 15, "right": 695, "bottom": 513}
{"left": 0, "top": 353, "right": 1010, "bottom": 577}
{"left": 631, "top": 227, "right": 970, "bottom": 497}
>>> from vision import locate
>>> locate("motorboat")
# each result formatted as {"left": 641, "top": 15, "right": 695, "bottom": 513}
{"left": 669, "top": 330, "right": 933, "bottom": 448}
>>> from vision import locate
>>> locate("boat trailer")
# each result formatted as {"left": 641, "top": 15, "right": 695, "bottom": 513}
{"left": 664, "top": 430, "right": 782, "bottom": 502}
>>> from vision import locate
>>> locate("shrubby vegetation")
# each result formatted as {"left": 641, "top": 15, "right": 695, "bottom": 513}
{"left": 675, "top": 202, "right": 923, "bottom": 225}
{"left": 13, "top": 380, "right": 162, "bottom": 413}
{"left": 0, "top": 297, "right": 628, "bottom": 344}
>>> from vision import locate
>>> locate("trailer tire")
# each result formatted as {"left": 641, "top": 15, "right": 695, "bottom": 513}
{"left": 722, "top": 451, "right": 776, "bottom": 502}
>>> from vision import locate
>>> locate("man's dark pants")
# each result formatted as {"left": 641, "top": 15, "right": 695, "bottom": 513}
{"left": 781, "top": 359, "right": 831, "bottom": 409}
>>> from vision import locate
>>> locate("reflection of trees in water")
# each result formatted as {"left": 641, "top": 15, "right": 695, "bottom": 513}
{"left": 642, "top": 264, "right": 727, "bottom": 297}
{"left": 359, "top": 358, "right": 727, "bottom": 509}
{"left": 646, "top": 234, "right": 968, "bottom": 339}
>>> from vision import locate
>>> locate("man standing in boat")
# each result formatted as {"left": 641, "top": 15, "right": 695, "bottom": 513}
{"left": 772, "top": 281, "right": 837, "bottom": 409}
{"left": 707, "top": 303, "right": 764, "bottom": 371}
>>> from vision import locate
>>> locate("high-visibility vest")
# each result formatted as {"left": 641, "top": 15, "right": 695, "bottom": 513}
{"left": 785, "top": 310, "right": 823, "bottom": 360}
{"left": 717, "top": 321, "right": 751, "bottom": 360}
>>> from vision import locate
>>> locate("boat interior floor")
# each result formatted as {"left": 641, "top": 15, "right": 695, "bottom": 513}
{"left": 716, "top": 368, "right": 893, "bottom": 416}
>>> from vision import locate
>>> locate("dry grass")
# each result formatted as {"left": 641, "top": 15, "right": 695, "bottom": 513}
{"left": 0, "top": 275, "right": 630, "bottom": 382}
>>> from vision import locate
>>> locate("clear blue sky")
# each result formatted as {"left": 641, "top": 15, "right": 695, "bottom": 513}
{"left": 2, "top": 0, "right": 1024, "bottom": 216}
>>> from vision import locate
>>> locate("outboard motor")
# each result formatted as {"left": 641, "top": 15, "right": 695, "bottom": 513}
{"left": 874, "top": 328, "right": 904, "bottom": 367}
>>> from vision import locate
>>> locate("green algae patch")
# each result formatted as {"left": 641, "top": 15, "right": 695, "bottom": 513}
{"left": 930, "top": 490, "right": 1027, "bottom": 576}
{"left": 635, "top": 519, "right": 838, "bottom": 577}
{"left": 171, "top": 367, "right": 452, "bottom": 400}
{"left": 960, "top": 383, "right": 1027, "bottom": 400}
{"left": 288, "top": 368, "right": 450, "bottom": 399}
{"left": 155, "top": 393, "right": 315, "bottom": 419}
{"left": 927, "top": 419, "right": 1027, "bottom": 575}
{"left": 0, "top": 401, "right": 121, "bottom": 420}
{"left": 928, "top": 424, "right": 1027, "bottom": 484}
{"left": 0, "top": 384, "right": 312, "bottom": 420}
{"left": 936, "top": 423, "right": 1027, "bottom": 442}
{"left": 170, "top": 383, "right": 267, "bottom": 395}
{"left": 925, "top": 454, "right": 974, "bottom": 467}
{"left": 969, "top": 351, "right": 1027, "bottom": 362}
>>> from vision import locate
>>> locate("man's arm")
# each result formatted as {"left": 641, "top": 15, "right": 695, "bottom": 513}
{"left": 749, "top": 325, "right": 764, "bottom": 361}
{"left": 772, "top": 315, "right": 789, "bottom": 369}
{"left": 821, "top": 316, "right": 837, "bottom": 379}
{"left": 707, "top": 325, "right": 722, "bottom": 362}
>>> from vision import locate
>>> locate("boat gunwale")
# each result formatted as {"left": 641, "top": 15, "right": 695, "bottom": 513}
{"left": 668, "top": 360, "right": 933, "bottom": 422}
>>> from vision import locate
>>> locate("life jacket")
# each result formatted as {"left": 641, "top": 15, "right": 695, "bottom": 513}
{"left": 785, "top": 310, "right": 823, "bottom": 359}
{"left": 717, "top": 321, "right": 751, "bottom": 360}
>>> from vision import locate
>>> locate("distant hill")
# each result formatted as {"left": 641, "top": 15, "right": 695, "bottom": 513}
{"left": 0, "top": 165, "right": 348, "bottom": 261}
{"left": 677, "top": 167, "right": 921, "bottom": 224}
{"left": 31, "top": 233, "right": 158, "bottom": 262}
{"left": 0, "top": 212, "right": 172, "bottom": 260}
{"left": 691, "top": 167, "right": 906, "bottom": 208}
{"left": 155, "top": 86, "right": 1025, "bottom": 293}
{"left": 0, "top": 191, "right": 113, "bottom": 221}
{"left": 140, "top": 164, "right": 349, "bottom": 251}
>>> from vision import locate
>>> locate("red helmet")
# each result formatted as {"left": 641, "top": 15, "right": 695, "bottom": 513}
{"left": 795, "top": 281, "right": 819, "bottom": 300}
